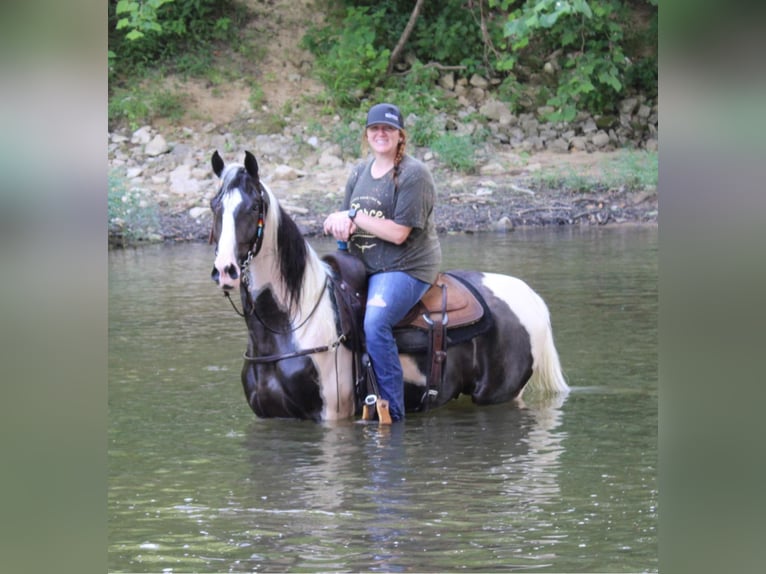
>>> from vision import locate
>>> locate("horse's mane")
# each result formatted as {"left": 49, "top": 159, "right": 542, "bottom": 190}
{"left": 261, "top": 186, "right": 326, "bottom": 315}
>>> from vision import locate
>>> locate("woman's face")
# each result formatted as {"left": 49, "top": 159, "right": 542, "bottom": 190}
{"left": 366, "top": 124, "right": 401, "bottom": 156}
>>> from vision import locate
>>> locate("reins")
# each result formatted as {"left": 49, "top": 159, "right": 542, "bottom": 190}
{"left": 243, "top": 334, "right": 346, "bottom": 364}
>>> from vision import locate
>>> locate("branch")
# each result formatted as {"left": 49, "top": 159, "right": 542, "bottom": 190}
{"left": 387, "top": 0, "right": 426, "bottom": 75}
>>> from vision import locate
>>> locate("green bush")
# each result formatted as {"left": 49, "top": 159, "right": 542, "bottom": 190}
{"left": 301, "top": 6, "right": 391, "bottom": 106}
{"left": 109, "top": 0, "right": 245, "bottom": 80}
{"left": 108, "top": 172, "right": 161, "bottom": 245}
{"left": 303, "top": 0, "right": 656, "bottom": 121}
{"left": 431, "top": 133, "right": 478, "bottom": 174}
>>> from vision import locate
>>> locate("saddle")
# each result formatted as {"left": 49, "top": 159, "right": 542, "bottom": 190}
{"left": 323, "top": 250, "right": 493, "bottom": 416}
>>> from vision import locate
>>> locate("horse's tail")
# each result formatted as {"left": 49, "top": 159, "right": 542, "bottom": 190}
{"left": 524, "top": 293, "right": 569, "bottom": 395}
{"left": 527, "top": 319, "right": 569, "bottom": 394}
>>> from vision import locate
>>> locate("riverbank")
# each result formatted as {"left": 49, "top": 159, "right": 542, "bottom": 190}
{"left": 108, "top": 126, "right": 657, "bottom": 248}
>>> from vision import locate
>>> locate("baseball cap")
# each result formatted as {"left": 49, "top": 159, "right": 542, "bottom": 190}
{"left": 365, "top": 103, "right": 404, "bottom": 130}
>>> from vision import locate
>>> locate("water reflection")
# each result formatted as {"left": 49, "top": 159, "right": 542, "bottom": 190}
{"left": 196, "top": 393, "right": 572, "bottom": 572}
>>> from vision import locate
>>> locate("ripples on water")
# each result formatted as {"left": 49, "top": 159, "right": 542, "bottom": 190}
{"left": 109, "top": 227, "right": 657, "bottom": 572}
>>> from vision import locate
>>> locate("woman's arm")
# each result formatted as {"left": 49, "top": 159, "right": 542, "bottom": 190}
{"left": 353, "top": 210, "right": 411, "bottom": 245}
{"left": 322, "top": 210, "right": 411, "bottom": 244}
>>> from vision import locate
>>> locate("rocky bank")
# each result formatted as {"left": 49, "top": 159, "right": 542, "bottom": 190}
{"left": 108, "top": 94, "right": 658, "bottom": 247}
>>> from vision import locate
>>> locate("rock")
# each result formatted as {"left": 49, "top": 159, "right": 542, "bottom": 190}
{"left": 169, "top": 165, "right": 201, "bottom": 195}
{"left": 272, "top": 164, "right": 303, "bottom": 181}
{"left": 189, "top": 206, "right": 210, "bottom": 219}
{"left": 131, "top": 126, "right": 153, "bottom": 144}
{"left": 536, "top": 106, "right": 555, "bottom": 118}
{"left": 547, "top": 138, "right": 570, "bottom": 153}
{"left": 581, "top": 117, "right": 598, "bottom": 134}
{"left": 480, "top": 99, "right": 514, "bottom": 124}
{"left": 570, "top": 136, "right": 589, "bottom": 151}
{"left": 318, "top": 152, "right": 343, "bottom": 168}
{"left": 439, "top": 72, "right": 455, "bottom": 91}
{"left": 620, "top": 97, "right": 639, "bottom": 115}
{"left": 479, "top": 163, "right": 506, "bottom": 176}
{"left": 126, "top": 167, "right": 144, "bottom": 178}
{"left": 469, "top": 74, "right": 489, "bottom": 88}
{"left": 145, "top": 134, "right": 169, "bottom": 156}
{"left": 493, "top": 216, "right": 514, "bottom": 231}
{"left": 591, "top": 131, "right": 610, "bottom": 148}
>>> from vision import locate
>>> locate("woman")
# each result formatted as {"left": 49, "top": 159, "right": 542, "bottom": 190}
{"left": 323, "top": 103, "right": 442, "bottom": 422}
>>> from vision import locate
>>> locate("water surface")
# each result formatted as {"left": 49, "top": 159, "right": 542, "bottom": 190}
{"left": 109, "top": 226, "right": 657, "bottom": 572}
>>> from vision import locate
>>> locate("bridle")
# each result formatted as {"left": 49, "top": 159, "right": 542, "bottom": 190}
{"left": 212, "top": 180, "right": 346, "bottom": 368}
{"left": 210, "top": 178, "right": 266, "bottom": 318}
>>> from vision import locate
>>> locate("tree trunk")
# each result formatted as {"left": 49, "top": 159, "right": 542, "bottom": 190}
{"left": 386, "top": 0, "right": 426, "bottom": 75}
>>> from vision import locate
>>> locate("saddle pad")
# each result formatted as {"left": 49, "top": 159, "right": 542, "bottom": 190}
{"left": 397, "top": 272, "right": 485, "bottom": 330}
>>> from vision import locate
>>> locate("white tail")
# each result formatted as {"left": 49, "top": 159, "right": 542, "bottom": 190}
{"left": 526, "top": 317, "right": 569, "bottom": 394}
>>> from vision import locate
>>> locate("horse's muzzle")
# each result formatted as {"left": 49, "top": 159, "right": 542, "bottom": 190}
{"left": 211, "top": 263, "right": 240, "bottom": 290}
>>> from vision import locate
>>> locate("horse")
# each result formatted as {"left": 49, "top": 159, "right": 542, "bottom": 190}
{"left": 209, "top": 150, "right": 569, "bottom": 422}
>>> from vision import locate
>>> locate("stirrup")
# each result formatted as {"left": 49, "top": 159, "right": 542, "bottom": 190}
{"left": 360, "top": 394, "right": 392, "bottom": 424}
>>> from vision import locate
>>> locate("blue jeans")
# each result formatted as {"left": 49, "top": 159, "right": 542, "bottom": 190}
{"left": 364, "top": 271, "right": 431, "bottom": 421}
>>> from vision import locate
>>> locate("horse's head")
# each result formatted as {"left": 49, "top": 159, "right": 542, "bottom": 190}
{"left": 209, "top": 150, "right": 268, "bottom": 291}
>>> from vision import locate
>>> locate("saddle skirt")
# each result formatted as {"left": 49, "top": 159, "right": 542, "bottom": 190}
{"left": 396, "top": 273, "right": 484, "bottom": 330}
{"left": 322, "top": 250, "right": 491, "bottom": 352}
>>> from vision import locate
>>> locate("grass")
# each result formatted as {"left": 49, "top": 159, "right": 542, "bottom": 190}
{"left": 108, "top": 79, "right": 186, "bottom": 131}
{"left": 431, "top": 134, "right": 478, "bottom": 174}
{"left": 530, "top": 149, "right": 658, "bottom": 192}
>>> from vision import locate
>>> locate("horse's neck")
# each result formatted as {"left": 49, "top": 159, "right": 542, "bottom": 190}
{"left": 246, "top": 245, "right": 328, "bottom": 321}
{"left": 246, "top": 253, "right": 289, "bottom": 306}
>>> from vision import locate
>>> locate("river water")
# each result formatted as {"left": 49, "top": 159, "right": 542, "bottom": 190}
{"left": 108, "top": 226, "right": 657, "bottom": 573}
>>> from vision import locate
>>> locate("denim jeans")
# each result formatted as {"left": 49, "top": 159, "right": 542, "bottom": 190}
{"left": 364, "top": 271, "right": 431, "bottom": 421}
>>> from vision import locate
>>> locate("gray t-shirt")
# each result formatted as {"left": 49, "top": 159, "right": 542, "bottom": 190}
{"left": 343, "top": 154, "right": 441, "bottom": 284}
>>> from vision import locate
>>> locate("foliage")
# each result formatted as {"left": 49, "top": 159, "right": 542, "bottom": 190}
{"left": 304, "top": 0, "right": 656, "bottom": 121}
{"left": 430, "top": 133, "right": 479, "bottom": 174}
{"left": 301, "top": 6, "right": 391, "bottom": 106}
{"left": 494, "top": 0, "right": 656, "bottom": 119}
{"left": 108, "top": 172, "right": 161, "bottom": 245}
{"left": 109, "top": 0, "right": 245, "bottom": 80}
{"left": 114, "top": 0, "right": 174, "bottom": 41}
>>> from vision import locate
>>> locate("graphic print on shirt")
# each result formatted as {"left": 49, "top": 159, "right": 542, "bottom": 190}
{"left": 349, "top": 192, "right": 387, "bottom": 254}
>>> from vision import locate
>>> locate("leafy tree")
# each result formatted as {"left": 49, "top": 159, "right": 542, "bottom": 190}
{"left": 305, "top": 0, "right": 656, "bottom": 120}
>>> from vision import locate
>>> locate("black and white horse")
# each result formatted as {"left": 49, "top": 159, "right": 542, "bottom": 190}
{"left": 209, "top": 151, "right": 568, "bottom": 422}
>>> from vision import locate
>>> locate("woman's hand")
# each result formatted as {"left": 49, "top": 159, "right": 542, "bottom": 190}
{"left": 323, "top": 211, "right": 356, "bottom": 241}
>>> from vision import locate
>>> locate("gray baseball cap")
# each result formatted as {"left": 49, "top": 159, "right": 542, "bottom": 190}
{"left": 365, "top": 103, "right": 404, "bottom": 130}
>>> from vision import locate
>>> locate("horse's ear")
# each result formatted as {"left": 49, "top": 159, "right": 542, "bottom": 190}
{"left": 244, "top": 151, "right": 259, "bottom": 179}
{"left": 212, "top": 150, "right": 224, "bottom": 178}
